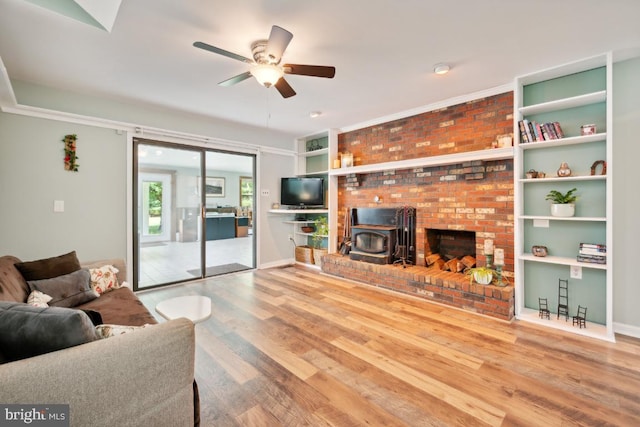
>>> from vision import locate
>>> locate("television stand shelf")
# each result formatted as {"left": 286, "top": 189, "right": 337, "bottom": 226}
{"left": 268, "top": 209, "right": 328, "bottom": 214}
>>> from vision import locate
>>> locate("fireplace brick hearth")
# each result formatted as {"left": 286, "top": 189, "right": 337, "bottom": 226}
{"left": 325, "top": 91, "right": 515, "bottom": 320}
{"left": 322, "top": 254, "right": 514, "bottom": 321}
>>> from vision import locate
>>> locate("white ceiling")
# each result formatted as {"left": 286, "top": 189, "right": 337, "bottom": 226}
{"left": 1, "top": 0, "right": 639, "bottom": 138}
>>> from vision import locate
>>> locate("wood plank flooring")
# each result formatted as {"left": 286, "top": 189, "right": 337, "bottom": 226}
{"left": 137, "top": 265, "right": 640, "bottom": 426}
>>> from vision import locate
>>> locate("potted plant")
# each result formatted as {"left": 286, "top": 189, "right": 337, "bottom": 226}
{"left": 311, "top": 216, "right": 329, "bottom": 265}
{"left": 466, "top": 266, "right": 498, "bottom": 285}
{"left": 545, "top": 188, "right": 577, "bottom": 217}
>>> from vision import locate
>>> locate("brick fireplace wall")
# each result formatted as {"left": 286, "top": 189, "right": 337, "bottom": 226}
{"left": 325, "top": 92, "right": 516, "bottom": 320}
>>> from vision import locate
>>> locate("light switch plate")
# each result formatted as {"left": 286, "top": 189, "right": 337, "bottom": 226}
{"left": 261, "top": 189, "right": 270, "bottom": 196}
{"left": 53, "top": 200, "right": 64, "bottom": 212}
{"left": 533, "top": 219, "right": 549, "bottom": 228}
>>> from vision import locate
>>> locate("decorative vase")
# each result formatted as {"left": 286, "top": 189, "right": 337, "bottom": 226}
{"left": 551, "top": 203, "right": 575, "bottom": 217}
{"left": 557, "top": 162, "right": 572, "bottom": 177}
{"left": 473, "top": 271, "right": 493, "bottom": 285}
{"left": 532, "top": 245, "right": 548, "bottom": 257}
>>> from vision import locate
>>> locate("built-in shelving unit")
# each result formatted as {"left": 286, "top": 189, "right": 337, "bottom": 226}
{"left": 271, "top": 130, "right": 338, "bottom": 264}
{"left": 513, "top": 53, "right": 613, "bottom": 341}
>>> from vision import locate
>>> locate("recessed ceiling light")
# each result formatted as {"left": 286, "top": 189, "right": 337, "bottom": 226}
{"left": 434, "top": 63, "right": 450, "bottom": 75}
{"left": 310, "top": 111, "right": 322, "bottom": 118}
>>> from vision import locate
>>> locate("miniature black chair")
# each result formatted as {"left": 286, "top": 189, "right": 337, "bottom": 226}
{"left": 538, "top": 297, "right": 550, "bottom": 319}
{"left": 557, "top": 279, "right": 569, "bottom": 321}
{"left": 573, "top": 305, "right": 587, "bottom": 328}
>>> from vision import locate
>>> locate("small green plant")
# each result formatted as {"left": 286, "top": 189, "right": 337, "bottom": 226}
{"left": 466, "top": 266, "right": 497, "bottom": 285}
{"left": 311, "top": 216, "right": 329, "bottom": 249}
{"left": 545, "top": 188, "right": 577, "bottom": 204}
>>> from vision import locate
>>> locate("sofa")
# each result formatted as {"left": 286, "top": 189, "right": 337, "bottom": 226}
{"left": 0, "top": 253, "right": 198, "bottom": 427}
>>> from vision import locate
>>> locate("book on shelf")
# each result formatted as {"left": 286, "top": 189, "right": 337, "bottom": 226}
{"left": 553, "top": 122, "right": 565, "bottom": 139}
{"left": 544, "top": 122, "right": 559, "bottom": 140}
{"left": 579, "top": 243, "right": 606, "bottom": 251}
{"left": 518, "top": 120, "right": 566, "bottom": 142}
{"left": 579, "top": 243, "right": 606, "bottom": 257}
{"left": 577, "top": 254, "right": 607, "bottom": 264}
{"left": 523, "top": 119, "right": 535, "bottom": 143}
{"left": 534, "top": 122, "right": 544, "bottom": 142}
{"left": 518, "top": 120, "right": 530, "bottom": 143}
{"left": 579, "top": 247, "right": 607, "bottom": 256}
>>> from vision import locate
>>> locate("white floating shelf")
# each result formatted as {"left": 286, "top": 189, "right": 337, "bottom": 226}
{"left": 329, "top": 147, "right": 514, "bottom": 176}
{"left": 519, "top": 175, "right": 606, "bottom": 183}
{"left": 519, "top": 215, "right": 606, "bottom": 222}
{"left": 269, "top": 209, "right": 328, "bottom": 214}
{"left": 518, "top": 133, "right": 606, "bottom": 150}
{"left": 299, "top": 147, "right": 329, "bottom": 157}
{"left": 519, "top": 91, "right": 606, "bottom": 116}
{"left": 519, "top": 254, "right": 607, "bottom": 270}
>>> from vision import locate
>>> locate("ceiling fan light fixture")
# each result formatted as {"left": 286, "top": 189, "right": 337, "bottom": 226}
{"left": 434, "top": 63, "right": 450, "bottom": 75}
{"left": 250, "top": 64, "right": 284, "bottom": 87}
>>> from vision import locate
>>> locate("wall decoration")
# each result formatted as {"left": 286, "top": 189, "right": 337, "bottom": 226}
{"left": 205, "top": 177, "right": 225, "bottom": 197}
{"left": 61, "top": 134, "right": 79, "bottom": 172}
{"left": 590, "top": 160, "right": 607, "bottom": 176}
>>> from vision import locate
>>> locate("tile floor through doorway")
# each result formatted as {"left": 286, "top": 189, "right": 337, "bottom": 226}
{"left": 138, "top": 235, "right": 254, "bottom": 288}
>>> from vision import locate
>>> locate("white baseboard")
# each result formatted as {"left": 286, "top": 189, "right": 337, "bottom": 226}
{"left": 258, "top": 258, "right": 294, "bottom": 270}
{"left": 613, "top": 322, "right": 640, "bottom": 339}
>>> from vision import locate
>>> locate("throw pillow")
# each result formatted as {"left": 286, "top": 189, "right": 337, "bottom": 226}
{"left": 95, "top": 323, "right": 149, "bottom": 339}
{"left": 27, "top": 290, "right": 52, "bottom": 307}
{"left": 0, "top": 301, "right": 99, "bottom": 363}
{"left": 89, "top": 265, "right": 121, "bottom": 295}
{"left": 14, "top": 251, "right": 81, "bottom": 281}
{"left": 27, "top": 269, "right": 98, "bottom": 308}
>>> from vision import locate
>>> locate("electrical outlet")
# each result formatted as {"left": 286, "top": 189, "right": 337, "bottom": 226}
{"left": 570, "top": 265, "right": 582, "bottom": 279}
{"left": 261, "top": 189, "right": 270, "bottom": 196}
{"left": 288, "top": 234, "right": 293, "bottom": 240}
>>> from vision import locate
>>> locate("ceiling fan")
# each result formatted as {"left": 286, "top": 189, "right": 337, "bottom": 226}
{"left": 193, "top": 25, "right": 335, "bottom": 98}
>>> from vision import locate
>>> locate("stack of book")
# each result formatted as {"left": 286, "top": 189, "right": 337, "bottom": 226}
{"left": 577, "top": 243, "right": 606, "bottom": 264}
{"left": 518, "top": 119, "right": 565, "bottom": 143}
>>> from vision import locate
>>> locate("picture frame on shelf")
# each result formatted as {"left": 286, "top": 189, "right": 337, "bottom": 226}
{"left": 205, "top": 177, "right": 225, "bottom": 197}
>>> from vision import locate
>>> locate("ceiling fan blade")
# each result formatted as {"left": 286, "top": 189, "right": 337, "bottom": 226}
{"left": 283, "top": 64, "right": 336, "bottom": 78}
{"left": 275, "top": 78, "right": 296, "bottom": 98}
{"left": 265, "top": 25, "right": 293, "bottom": 64}
{"left": 193, "top": 41, "right": 254, "bottom": 64}
{"left": 218, "top": 71, "right": 253, "bottom": 87}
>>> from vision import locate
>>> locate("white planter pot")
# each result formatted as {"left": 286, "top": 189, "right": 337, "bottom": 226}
{"left": 550, "top": 203, "right": 575, "bottom": 217}
{"left": 473, "top": 271, "right": 493, "bottom": 285}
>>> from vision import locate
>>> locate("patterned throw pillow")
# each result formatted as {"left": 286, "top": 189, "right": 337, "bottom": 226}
{"left": 27, "top": 290, "right": 53, "bottom": 307}
{"left": 89, "top": 265, "right": 121, "bottom": 295}
{"left": 95, "top": 324, "right": 150, "bottom": 339}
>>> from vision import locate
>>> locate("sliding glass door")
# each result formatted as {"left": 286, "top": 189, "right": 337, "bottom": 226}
{"left": 133, "top": 139, "right": 255, "bottom": 290}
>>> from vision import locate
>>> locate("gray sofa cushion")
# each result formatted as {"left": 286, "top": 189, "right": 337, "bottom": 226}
{"left": 0, "top": 301, "right": 98, "bottom": 363}
{"left": 14, "top": 251, "right": 81, "bottom": 281}
{"left": 27, "top": 269, "right": 98, "bottom": 308}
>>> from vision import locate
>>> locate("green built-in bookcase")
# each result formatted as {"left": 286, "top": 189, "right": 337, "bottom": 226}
{"left": 513, "top": 53, "right": 614, "bottom": 341}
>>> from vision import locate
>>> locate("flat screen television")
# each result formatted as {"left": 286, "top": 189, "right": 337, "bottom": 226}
{"left": 280, "top": 177, "right": 325, "bottom": 208}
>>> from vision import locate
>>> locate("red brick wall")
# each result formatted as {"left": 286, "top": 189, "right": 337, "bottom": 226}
{"left": 336, "top": 92, "right": 515, "bottom": 275}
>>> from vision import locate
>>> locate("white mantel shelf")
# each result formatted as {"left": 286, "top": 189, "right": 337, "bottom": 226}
{"left": 328, "top": 147, "right": 514, "bottom": 176}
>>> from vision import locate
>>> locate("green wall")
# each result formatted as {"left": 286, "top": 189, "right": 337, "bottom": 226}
{"left": 0, "top": 112, "right": 127, "bottom": 261}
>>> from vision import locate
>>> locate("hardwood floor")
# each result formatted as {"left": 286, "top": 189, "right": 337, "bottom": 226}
{"left": 137, "top": 265, "right": 640, "bottom": 426}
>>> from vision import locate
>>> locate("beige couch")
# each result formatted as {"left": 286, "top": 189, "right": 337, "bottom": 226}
{"left": 0, "top": 255, "right": 197, "bottom": 427}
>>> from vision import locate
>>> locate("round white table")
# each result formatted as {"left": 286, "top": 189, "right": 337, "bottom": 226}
{"left": 155, "top": 295, "right": 212, "bottom": 323}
